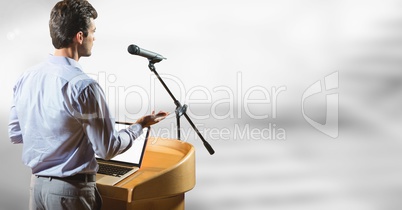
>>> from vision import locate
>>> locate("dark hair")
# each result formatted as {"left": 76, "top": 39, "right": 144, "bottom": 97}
{"left": 49, "top": 0, "right": 98, "bottom": 49}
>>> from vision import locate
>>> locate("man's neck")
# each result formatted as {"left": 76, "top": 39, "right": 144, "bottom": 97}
{"left": 54, "top": 47, "right": 80, "bottom": 61}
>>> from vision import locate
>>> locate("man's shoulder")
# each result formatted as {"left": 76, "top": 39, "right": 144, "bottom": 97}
{"left": 41, "top": 59, "right": 98, "bottom": 95}
{"left": 63, "top": 69, "right": 98, "bottom": 94}
{"left": 63, "top": 68, "right": 95, "bottom": 85}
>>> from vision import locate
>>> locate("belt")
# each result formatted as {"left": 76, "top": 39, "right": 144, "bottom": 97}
{"left": 37, "top": 174, "right": 96, "bottom": 182}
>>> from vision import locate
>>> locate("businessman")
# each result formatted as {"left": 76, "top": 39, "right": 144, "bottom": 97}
{"left": 8, "top": 0, "right": 168, "bottom": 209}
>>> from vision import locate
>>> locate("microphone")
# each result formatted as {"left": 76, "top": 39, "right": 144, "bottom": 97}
{"left": 127, "top": 44, "right": 166, "bottom": 63}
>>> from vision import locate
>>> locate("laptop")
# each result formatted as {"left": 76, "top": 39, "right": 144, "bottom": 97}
{"left": 96, "top": 123, "right": 150, "bottom": 186}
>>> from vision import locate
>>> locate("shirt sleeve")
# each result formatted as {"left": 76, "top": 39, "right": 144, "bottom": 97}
{"left": 8, "top": 104, "right": 23, "bottom": 144}
{"left": 76, "top": 83, "right": 143, "bottom": 160}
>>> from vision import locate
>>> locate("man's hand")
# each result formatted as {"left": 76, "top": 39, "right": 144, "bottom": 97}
{"left": 136, "top": 111, "right": 169, "bottom": 128}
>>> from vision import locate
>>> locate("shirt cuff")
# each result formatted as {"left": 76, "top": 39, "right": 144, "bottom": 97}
{"left": 127, "top": 123, "right": 143, "bottom": 138}
{"left": 118, "top": 123, "right": 144, "bottom": 154}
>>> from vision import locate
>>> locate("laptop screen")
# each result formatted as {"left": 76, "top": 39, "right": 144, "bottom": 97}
{"left": 96, "top": 123, "right": 149, "bottom": 167}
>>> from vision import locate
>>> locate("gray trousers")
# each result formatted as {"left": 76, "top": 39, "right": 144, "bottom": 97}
{"left": 30, "top": 175, "right": 102, "bottom": 210}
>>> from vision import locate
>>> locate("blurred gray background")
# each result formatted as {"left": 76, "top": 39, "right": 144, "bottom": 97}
{"left": 2, "top": 0, "right": 402, "bottom": 209}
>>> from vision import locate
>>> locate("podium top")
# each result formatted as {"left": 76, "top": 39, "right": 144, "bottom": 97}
{"left": 97, "top": 137, "right": 196, "bottom": 203}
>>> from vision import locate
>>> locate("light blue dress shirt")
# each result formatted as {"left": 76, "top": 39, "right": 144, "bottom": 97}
{"left": 8, "top": 55, "right": 143, "bottom": 177}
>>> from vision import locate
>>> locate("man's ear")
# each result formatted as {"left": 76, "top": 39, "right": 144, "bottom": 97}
{"left": 75, "top": 31, "right": 84, "bottom": 44}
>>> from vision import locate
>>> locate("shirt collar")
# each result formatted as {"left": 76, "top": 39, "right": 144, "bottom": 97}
{"left": 47, "top": 55, "right": 83, "bottom": 70}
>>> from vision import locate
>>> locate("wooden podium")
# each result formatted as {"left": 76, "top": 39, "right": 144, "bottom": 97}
{"left": 97, "top": 137, "right": 196, "bottom": 210}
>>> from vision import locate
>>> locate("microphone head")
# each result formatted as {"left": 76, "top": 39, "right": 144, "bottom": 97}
{"left": 127, "top": 44, "right": 140, "bottom": 55}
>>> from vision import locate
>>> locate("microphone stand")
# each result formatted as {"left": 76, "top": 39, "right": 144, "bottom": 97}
{"left": 147, "top": 60, "right": 215, "bottom": 155}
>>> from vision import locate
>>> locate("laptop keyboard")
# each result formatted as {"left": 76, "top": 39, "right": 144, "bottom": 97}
{"left": 97, "top": 163, "right": 132, "bottom": 177}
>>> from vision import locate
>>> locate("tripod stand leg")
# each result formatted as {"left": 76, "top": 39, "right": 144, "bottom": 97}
{"left": 176, "top": 113, "right": 181, "bottom": 140}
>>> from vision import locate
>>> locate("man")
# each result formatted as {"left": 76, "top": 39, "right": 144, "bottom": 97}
{"left": 8, "top": 0, "right": 168, "bottom": 209}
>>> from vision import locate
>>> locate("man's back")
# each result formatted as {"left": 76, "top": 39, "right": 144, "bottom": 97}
{"left": 12, "top": 55, "right": 98, "bottom": 176}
